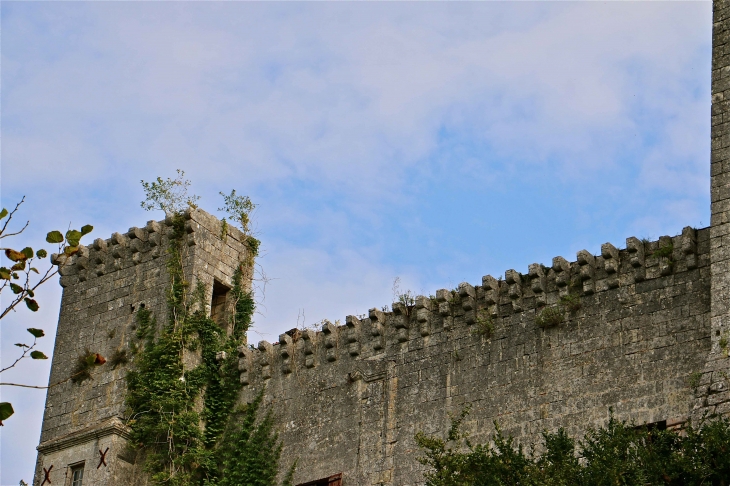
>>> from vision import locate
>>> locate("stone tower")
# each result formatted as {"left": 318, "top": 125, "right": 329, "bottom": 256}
{"left": 33, "top": 209, "right": 254, "bottom": 486}
{"left": 34, "top": 3, "right": 730, "bottom": 485}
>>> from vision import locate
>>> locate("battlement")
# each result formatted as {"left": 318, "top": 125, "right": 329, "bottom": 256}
{"left": 52, "top": 208, "right": 253, "bottom": 289}
{"left": 238, "top": 227, "right": 709, "bottom": 387}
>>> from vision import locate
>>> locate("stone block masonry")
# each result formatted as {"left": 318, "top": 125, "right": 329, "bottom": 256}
{"left": 242, "top": 228, "right": 715, "bottom": 485}
{"left": 33, "top": 1, "right": 730, "bottom": 484}
{"left": 33, "top": 208, "right": 254, "bottom": 486}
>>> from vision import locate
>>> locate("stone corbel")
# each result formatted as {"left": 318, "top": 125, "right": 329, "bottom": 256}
{"left": 415, "top": 296, "right": 432, "bottom": 336}
{"left": 369, "top": 308, "right": 385, "bottom": 352}
{"left": 279, "top": 333, "right": 293, "bottom": 374}
{"left": 436, "top": 289, "right": 454, "bottom": 330}
{"left": 601, "top": 242, "right": 620, "bottom": 289}
{"left": 345, "top": 315, "right": 361, "bottom": 356}
{"left": 237, "top": 345, "right": 252, "bottom": 385}
{"left": 458, "top": 282, "right": 476, "bottom": 324}
{"left": 505, "top": 269, "right": 522, "bottom": 312}
{"left": 301, "top": 329, "right": 318, "bottom": 368}
{"left": 481, "top": 275, "right": 500, "bottom": 318}
{"left": 626, "top": 237, "right": 645, "bottom": 282}
{"left": 322, "top": 321, "right": 338, "bottom": 362}
{"left": 682, "top": 226, "right": 698, "bottom": 269}
{"left": 528, "top": 263, "right": 547, "bottom": 306}
{"left": 552, "top": 256, "right": 571, "bottom": 296}
{"left": 392, "top": 302, "right": 410, "bottom": 343}
{"left": 577, "top": 250, "right": 595, "bottom": 295}
{"left": 257, "top": 341, "right": 273, "bottom": 380}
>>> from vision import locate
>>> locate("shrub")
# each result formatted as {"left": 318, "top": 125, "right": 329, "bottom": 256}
{"left": 416, "top": 410, "right": 730, "bottom": 486}
{"left": 536, "top": 306, "right": 564, "bottom": 328}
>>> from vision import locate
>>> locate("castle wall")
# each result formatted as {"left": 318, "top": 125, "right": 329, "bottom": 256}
{"left": 34, "top": 209, "right": 251, "bottom": 486}
{"left": 244, "top": 229, "right": 713, "bottom": 485}
{"left": 32, "top": 2, "right": 730, "bottom": 484}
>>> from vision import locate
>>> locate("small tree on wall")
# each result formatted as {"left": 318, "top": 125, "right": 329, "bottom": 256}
{"left": 0, "top": 197, "right": 94, "bottom": 424}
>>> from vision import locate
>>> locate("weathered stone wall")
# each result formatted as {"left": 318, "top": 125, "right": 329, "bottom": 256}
{"left": 701, "top": 0, "right": 730, "bottom": 422}
{"left": 244, "top": 229, "right": 713, "bottom": 485}
{"left": 34, "top": 209, "right": 252, "bottom": 486}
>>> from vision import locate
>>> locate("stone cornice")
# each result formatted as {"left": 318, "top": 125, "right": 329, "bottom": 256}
{"left": 37, "top": 417, "right": 130, "bottom": 454}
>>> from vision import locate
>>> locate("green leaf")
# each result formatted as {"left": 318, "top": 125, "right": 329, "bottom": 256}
{"left": 0, "top": 268, "right": 10, "bottom": 280}
{"left": 64, "top": 246, "right": 79, "bottom": 256}
{"left": 4, "top": 249, "right": 26, "bottom": 262}
{"left": 10, "top": 283, "right": 23, "bottom": 294}
{"left": 27, "top": 289, "right": 34, "bottom": 298}
{"left": 81, "top": 224, "right": 94, "bottom": 236}
{"left": 30, "top": 351, "right": 48, "bottom": 360}
{"left": 0, "top": 402, "right": 14, "bottom": 424}
{"left": 27, "top": 328, "right": 44, "bottom": 338}
{"left": 29, "top": 267, "right": 39, "bottom": 274}
{"left": 0, "top": 208, "right": 8, "bottom": 220}
{"left": 11, "top": 261, "right": 25, "bottom": 272}
{"left": 36, "top": 249, "right": 47, "bottom": 259}
{"left": 65, "top": 229, "right": 82, "bottom": 247}
{"left": 14, "top": 343, "right": 28, "bottom": 348}
{"left": 46, "top": 231, "right": 63, "bottom": 244}
{"left": 21, "top": 247, "right": 33, "bottom": 259}
{"left": 24, "top": 298, "right": 39, "bottom": 312}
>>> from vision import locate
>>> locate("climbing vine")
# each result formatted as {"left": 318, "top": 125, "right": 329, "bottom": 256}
{"left": 125, "top": 213, "right": 292, "bottom": 486}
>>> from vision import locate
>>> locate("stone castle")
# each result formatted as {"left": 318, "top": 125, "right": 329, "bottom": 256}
{"left": 34, "top": 2, "right": 730, "bottom": 485}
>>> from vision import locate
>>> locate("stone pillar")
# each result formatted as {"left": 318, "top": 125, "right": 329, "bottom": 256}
{"left": 705, "top": 0, "right": 730, "bottom": 417}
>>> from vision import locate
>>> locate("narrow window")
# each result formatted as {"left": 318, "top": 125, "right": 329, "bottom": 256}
{"left": 210, "top": 279, "right": 230, "bottom": 326}
{"left": 296, "top": 473, "right": 342, "bottom": 486}
{"left": 71, "top": 464, "right": 84, "bottom": 486}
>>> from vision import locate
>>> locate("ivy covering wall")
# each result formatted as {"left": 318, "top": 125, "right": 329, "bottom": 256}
{"left": 124, "top": 214, "right": 293, "bottom": 486}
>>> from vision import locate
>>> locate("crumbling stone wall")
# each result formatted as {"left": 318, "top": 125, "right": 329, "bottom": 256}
{"left": 34, "top": 209, "right": 252, "bottom": 486}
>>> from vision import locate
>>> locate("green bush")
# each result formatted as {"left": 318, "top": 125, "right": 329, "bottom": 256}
{"left": 535, "top": 306, "right": 564, "bottom": 328}
{"left": 416, "top": 410, "right": 730, "bottom": 486}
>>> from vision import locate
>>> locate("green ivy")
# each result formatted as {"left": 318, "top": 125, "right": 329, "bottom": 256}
{"left": 125, "top": 213, "right": 291, "bottom": 485}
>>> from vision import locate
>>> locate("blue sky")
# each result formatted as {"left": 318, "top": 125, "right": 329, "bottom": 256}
{"left": 0, "top": 1, "right": 711, "bottom": 483}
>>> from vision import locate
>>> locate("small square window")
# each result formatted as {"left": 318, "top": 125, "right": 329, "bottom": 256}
{"left": 71, "top": 465, "right": 84, "bottom": 486}
{"left": 211, "top": 279, "right": 230, "bottom": 326}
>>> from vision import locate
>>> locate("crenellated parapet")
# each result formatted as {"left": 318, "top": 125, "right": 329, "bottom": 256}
{"left": 238, "top": 227, "right": 710, "bottom": 388}
{"left": 51, "top": 208, "right": 256, "bottom": 290}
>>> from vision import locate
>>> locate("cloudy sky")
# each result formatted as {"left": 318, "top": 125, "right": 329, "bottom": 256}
{"left": 0, "top": 1, "right": 711, "bottom": 483}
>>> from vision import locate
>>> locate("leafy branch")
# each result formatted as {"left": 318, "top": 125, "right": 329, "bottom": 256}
{"left": 0, "top": 196, "right": 93, "bottom": 424}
